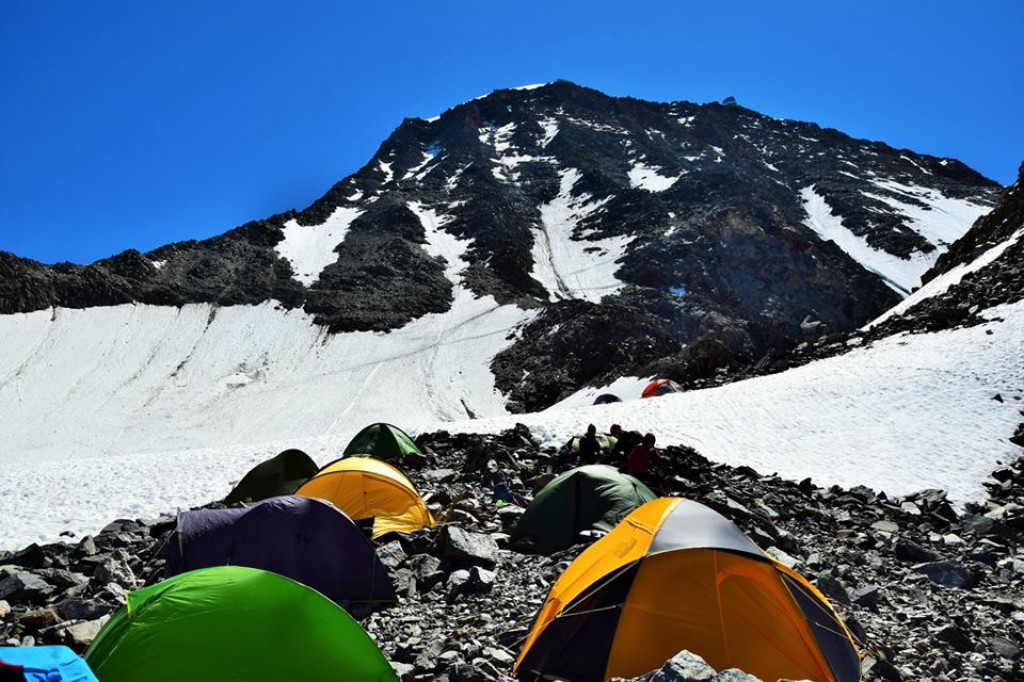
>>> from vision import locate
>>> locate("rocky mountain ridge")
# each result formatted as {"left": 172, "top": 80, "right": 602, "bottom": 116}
{"left": 0, "top": 81, "right": 1000, "bottom": 411}
{"left": 632, "top": 159, "right": 1023, "bottom": 399}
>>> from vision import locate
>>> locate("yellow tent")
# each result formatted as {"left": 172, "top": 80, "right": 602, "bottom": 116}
{"left": 296, "top": 457, "right": 436, "bottom": 538}
{"left": 515, "top": 497, "right": 860, "bottom": 682}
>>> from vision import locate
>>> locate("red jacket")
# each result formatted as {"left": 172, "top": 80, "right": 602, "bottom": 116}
{"left": 626, "top": 443, "right": 660, "bottom": 474}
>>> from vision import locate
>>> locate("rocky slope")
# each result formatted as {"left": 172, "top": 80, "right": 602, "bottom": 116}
{"left": 2, "top": 426, "right": 1021, "bottom": 681}
{"left": 640, "top": 158, "right": 1024, "bottom": 396}
{"left": 0, "top": 82, "right": 1000, "bottom": 411}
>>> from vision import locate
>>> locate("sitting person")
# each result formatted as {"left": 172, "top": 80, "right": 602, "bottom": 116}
{"left": 578, "top": 423, "right": 604, "bottom": 465}
{"left": 625, "top": 433, "right": 661, "bottom": 482}
{"left": 609, "top": 424, "right": 642, "bottom": 465}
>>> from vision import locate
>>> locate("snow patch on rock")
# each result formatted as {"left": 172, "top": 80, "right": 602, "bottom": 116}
{"left": 275, "top": 206, "right": 364, "bottom": 287}
{"left": 801, "top": 185, "right": 925, "bottom": 295}
{"left": 530, "top": 169, "right": 633, "bottom": 302}
{"left": 628, "top": 163, "right": 680, "bottom": 192}
{"left": 864, "top": 179, "right": 991, "bottom": 250}
{"left": 869, "top": 226, "right": 1024, "bottom": 327}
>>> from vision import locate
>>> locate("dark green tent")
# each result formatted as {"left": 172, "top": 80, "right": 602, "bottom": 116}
{"left": 343, "top": 423, "right": 422, "bottom": 462}
{"left": 224, "top": 449, "right": 319, "bottom": 505}
{"left": 512, "top": 465, "right": 656, "bottom": 554}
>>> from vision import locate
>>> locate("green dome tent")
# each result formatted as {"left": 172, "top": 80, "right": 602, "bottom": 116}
{"left": 343, "top": 423, "right": 422, "bottom": 462}
{"left": 563, "top": 433, "right": 617, "bottom": 453}
{"left": 512, "top": 465, "right": 657, "bottom": 555}
{"left": 85, "top": 566, "right": 397, "bottom": 682}
{"left": 224, "top": 449, "right": 319, "bottom": 504}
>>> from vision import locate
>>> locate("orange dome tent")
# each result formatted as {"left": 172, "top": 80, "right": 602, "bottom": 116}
{"left": 515, "top": 498, "right": 860, "bottom": 682}
{"left": 641, "top": 378, "right": 682, "bottom": 398}
{"left": 296, "top": 457, "right": 436, "bottom": 539}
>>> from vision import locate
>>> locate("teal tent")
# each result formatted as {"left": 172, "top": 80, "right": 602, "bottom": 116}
{"left": 512, "top": 465, "right": 656, "bottom": 554}
{"left": 224, "top": 449, "right": 319, "bottom": 504}
{"left": 343, "top": 423, "right": 422, "bottom": 462}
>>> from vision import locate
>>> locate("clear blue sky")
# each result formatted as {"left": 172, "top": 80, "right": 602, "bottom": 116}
{"left": 2, "top": 1, "right": 1021, "bottom": 264}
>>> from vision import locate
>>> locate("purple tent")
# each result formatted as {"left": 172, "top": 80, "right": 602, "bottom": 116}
{"left": 164, "top": 496, "right": 396, "bottom": 603}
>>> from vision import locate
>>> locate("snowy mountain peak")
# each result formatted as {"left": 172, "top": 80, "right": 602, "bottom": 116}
{"left": 0, "top": 82, "right": 1019, "bottom": 551}
{"left": 0, "top": 82, "right": 1005, "bottom": 412}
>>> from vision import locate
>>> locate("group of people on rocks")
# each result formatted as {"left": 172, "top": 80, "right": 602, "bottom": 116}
{"left": 575, "top": 423, "right": 662, "bottom": 485}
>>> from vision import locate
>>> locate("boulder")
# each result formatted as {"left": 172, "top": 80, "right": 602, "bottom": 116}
{"left": 62, "top": 615, "right": 109, "bottom": 651}
{"left": 438, "top": 527, "right": 500, "bottom": 568}
{"left": 0, "top": 571, "right": 55, "bottom": 604}
{"left": 914, "top": 561, "right": 981, "bottom": 589}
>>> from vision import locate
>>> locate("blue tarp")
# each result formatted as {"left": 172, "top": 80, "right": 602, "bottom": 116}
{"left": 0, "top": 646, "right": 99, "bottom": 682}
{"left": 163, "top": 495, "right": 396, "bottom": 602}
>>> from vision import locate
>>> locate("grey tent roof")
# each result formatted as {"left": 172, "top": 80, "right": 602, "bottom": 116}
{"left": 648, "top": 498, "right": 766, "bottom": 558}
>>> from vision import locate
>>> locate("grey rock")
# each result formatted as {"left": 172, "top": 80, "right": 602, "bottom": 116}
{"left": 91, "top": 556, "right": 136, "bottom": 589}
{"left": 438, "top": 526, "right": 500, "bottom": 568}
{"left": 713, "top": 670, "right": 760, "bottom": 682}
{"left": 56, "top": 598, "right": 110, "bottom": 622}
{"left": 850, "top": 584, "right": 880, "bottom": 609}
{"left": 814, "top": 573, "right": 850, "bottom": 604}
{"left": 765, "top": 547, "right": 800, "bottom": 568}
{"left": 988, "top": 635, "right": 1020, "bottom": 660}
{"left": 75, "top": 536, "right": 98, "bottom": 557}
{"left": 18, "top": 606, "right": 62, "bottom": 631}
{"left": 436, "top": 662, "right": 497, "bottom": 681}
{"left": 861, "top": 655, "right": 902, "bottom": 681}
{"left": 914, "top": 561, "right": 981, "bottom": 589}
{"left": 483, "top": 647, "right": 515, "bottom": 666}
{"left": 649, "top": 650, "right": 717, "bottom": 681}
{"left": 392, "top": 568, "right": 417, "bottom": 598}
{"left": 62, "top": 615, "right": 109, "bottom": 650}
{"left": 468, "top": 566, "right": 495, "bottom": 590}
{"left": 870, "top": 520, "right": 899, "bottom": 534}
{"left": 36, "top": 568, "right": 88, "bottom": 590}
{"left": 935, "top": 624, "right": 973, "bottom": 652}
{"left": 378, "top": 540, "right": 407, "bottom": 569}
{"left": 0, "top": 571, "right": 55, "bottom": 604}
{"left": 893, "top": 539, "right": 942, "bottom": 563}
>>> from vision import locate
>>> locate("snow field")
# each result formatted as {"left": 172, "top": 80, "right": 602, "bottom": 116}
{"left": 445, "top": 301, "right": 1024, "bottom": 508}
{"left": 2, "top": 298, "right": 1020, "bottom": 549}
{"left": 0, "top": 296, "right": 535, "bottom": 549}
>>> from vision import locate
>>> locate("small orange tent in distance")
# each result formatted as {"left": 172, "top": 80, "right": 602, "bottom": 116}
{"left": 515, "top": 497, "right": 860, "bottom": 682}
{"left": 641, "top": 378, "right": 682, "bottom": 398}
{"left": 296, "top": 457, "right": 436, "bottom": 539}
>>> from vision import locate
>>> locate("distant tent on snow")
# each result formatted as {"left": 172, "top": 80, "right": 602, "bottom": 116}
{"left": 512, "top": 465, "right": 656, "bottom": 554}
{"left": 641, "top": 378, "right": 682, "bottom": 398}
{"left": 224, "top": 448, "right": 319, "bottom": 504}
{"left": 85, "top": 566, "right": 398, "bottom": 682}
{"left": 592, "top": 393, "right": 623, "bottom": 405}
{"left": 163, "top": 495, "right": 395, "bottom": 603}
{"left": 515, "top": 497, "right": 860, "bottom": 682}
{"left": 343, "top": 423, "right": 422, "bottom": 462}
{"left": 0, "top": 646, "right": 98, "bottom": 682}
{"left": 297, "top": 457, "right": 436, "bottom": 538}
